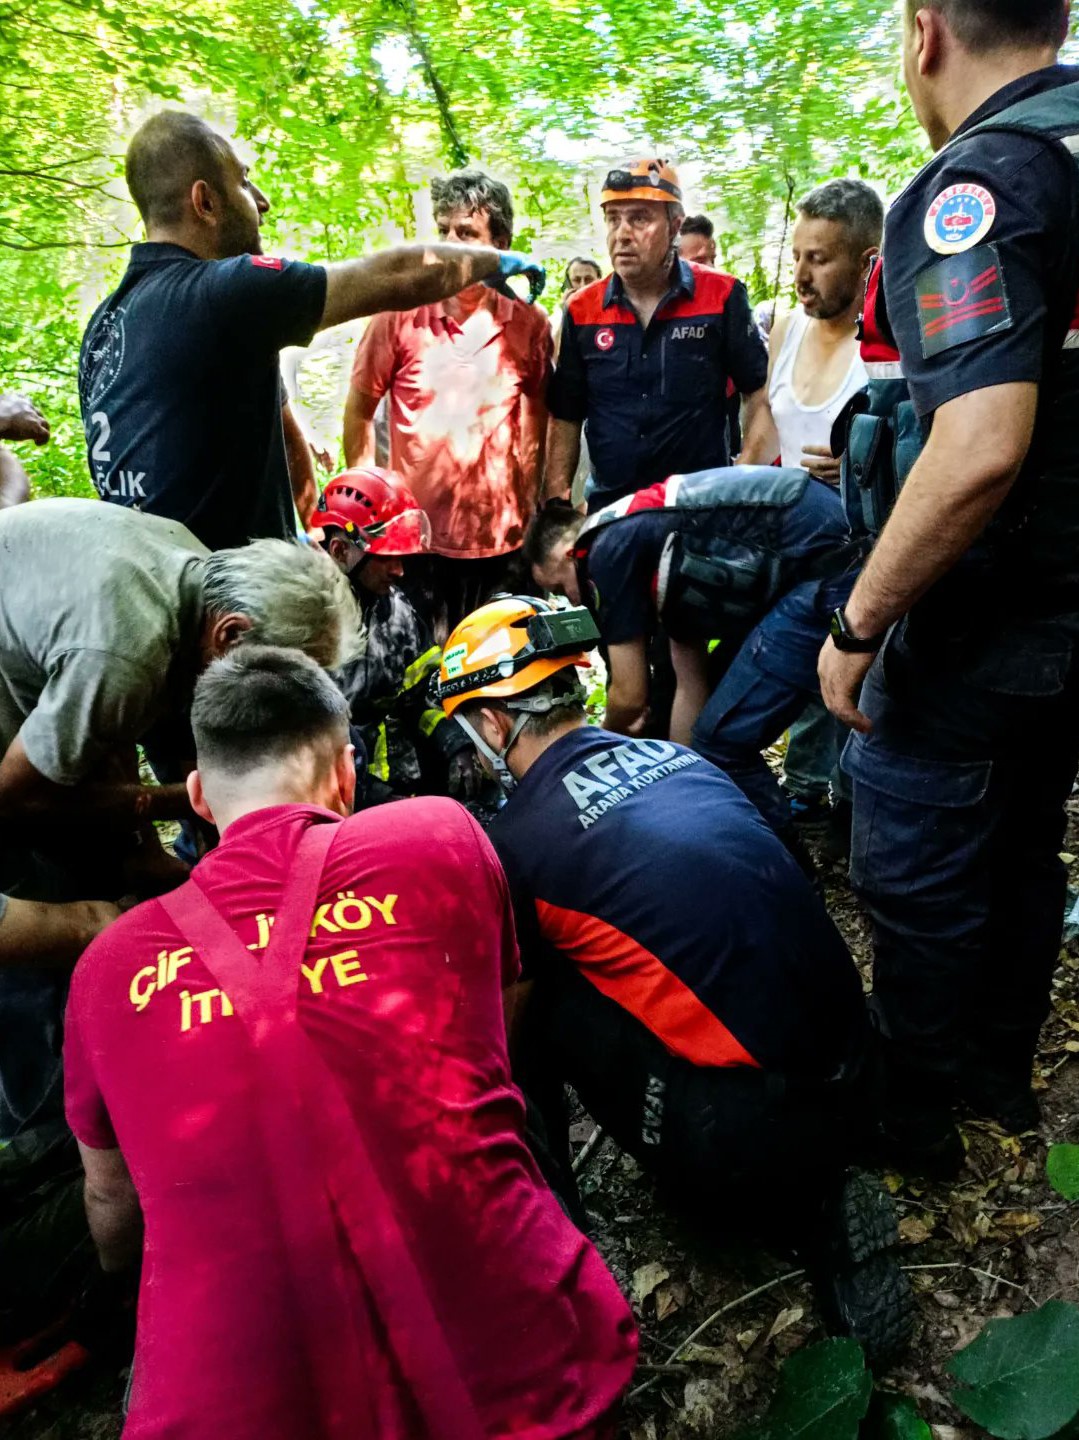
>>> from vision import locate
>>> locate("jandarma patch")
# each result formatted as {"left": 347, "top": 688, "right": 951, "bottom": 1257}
{"left": 915, "top": 244, "right": 1013, "bottom": 359}
{"left": 924, "top": 182, "right": 996, "bottom": 255}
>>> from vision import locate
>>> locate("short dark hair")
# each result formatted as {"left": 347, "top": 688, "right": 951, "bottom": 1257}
{"left": 797, "top": 179, "right": 884, "bottom": 256}
{"left": 522, "top": 501, "right": 585, "bottom": 570}
{"left": 680, "top": 214, "right": 714, "bottom": 240}
{"left": 562, "top": 256, "right": 602, "bottom": 291}
{"left": 192, "top": 645, "right": 349, "bottom": 774}
{"left": 125, "top": 111, "right": 232, "bottom": 227}
{"left": 906, "top": 0, "right": 1066, "bottom": 52}
{"left": 457, "top": 673, "right": 586, "bottom": 738}
{"left": 430, "top": 169, "right": 514, "bottom": 246}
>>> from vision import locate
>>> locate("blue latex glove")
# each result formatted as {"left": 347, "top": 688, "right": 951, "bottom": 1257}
{"left": 496, "top": 251, "right": 546, "bottom": 303}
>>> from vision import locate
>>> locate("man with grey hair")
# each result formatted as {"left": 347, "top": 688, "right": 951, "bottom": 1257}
{"left": 752, "top": 178, "right": 883, "bottom": 848}
{"left": 344, "top": 167, "right": 553, "bottom": 639}
{"left": 79, "top": 111, "right": 543, "bottom": 552}
{"left": 0, "top": 497, "right": 360, "bottom": 1145}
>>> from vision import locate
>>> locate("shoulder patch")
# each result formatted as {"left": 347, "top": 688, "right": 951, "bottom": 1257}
{"left": 924, "top": 182, "right": 996, "bottom": 255}
{"left": 915, "top": 244, "right": 1012, "bottom": 359}
{"left": 250, "top": 255, "right": 285, "bottom": 270}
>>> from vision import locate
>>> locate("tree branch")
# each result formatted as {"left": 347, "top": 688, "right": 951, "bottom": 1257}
{"left": 385, "top": 0, "right": 469, "bottom": 167}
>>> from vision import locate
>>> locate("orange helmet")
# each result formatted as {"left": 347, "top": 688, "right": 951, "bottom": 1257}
{"left": 316, "top": 467, "right": 431, "bottom": 556}
{"left": 432, "top": 597, "right": 598, "bottom": 719}
{"left": 600, "top": 158, "right": 683, "bottom": 208}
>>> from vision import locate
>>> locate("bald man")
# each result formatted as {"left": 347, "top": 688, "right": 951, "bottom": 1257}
{"left": 79, "top": 110, "right": 543, "bottom": 552}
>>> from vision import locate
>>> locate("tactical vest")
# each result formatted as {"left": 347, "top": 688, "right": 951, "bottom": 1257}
{"left": 840, "top": 80, "right": 1079, "bottom": 543}
{"left": 575, "top": 466, "right": 850, "bottom": 635}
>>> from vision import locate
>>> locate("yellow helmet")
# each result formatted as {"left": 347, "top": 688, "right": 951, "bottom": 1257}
{"left": 600, "top": 157, "right": 683, "bottom": 208}
{"left": 433, "top": 596, "right": 598, "bottom": 719}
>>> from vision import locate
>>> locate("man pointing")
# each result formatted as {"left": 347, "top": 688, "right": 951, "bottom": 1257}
{"left": 79, "top": 111, "right": 543, "bottom": 550}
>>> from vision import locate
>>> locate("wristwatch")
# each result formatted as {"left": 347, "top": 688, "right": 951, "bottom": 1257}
{"left": 829, "top": 606, "right": 886, "bottom": 655}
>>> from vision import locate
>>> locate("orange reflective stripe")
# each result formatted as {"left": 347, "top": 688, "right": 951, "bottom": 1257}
{"left": 535, "top": 899, "right": 759, "bottom": 1069}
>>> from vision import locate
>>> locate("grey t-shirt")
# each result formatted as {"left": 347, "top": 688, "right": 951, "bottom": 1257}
{"left": 0, "top": 499, "right": 207, "bottom": 785}
{"left": 0, "top": 500, "right": 206, "bottom": 1140}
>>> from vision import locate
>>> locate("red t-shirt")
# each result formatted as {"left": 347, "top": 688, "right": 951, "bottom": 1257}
{"left": 65, "top": 800, "right": 636, "bottom": 1439}
{"left": 351, "top": 286, "right": 553, "bottom": 559}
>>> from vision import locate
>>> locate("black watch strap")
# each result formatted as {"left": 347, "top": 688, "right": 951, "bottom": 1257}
{"left": 829, "top": 606, "right": 886, "bottom": 655}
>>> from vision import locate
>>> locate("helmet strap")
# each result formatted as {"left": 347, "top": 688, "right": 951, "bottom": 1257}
{"left": 454, "top": 711, "right": 531, "bottom": 796}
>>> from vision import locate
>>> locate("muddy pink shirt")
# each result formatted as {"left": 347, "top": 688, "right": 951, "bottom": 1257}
{"left": 351, "top": 286, "right": 552, "bottom": 559}
{"left": 65, "top": 799, "right": 636, "bottom": 1440}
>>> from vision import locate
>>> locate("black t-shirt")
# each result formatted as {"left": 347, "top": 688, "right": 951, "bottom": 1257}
{"left": 78, "top": 244, "right": 327, "bottom": 550}
{"left": 881, "top": 65, "right": 1079, "bottom": 620}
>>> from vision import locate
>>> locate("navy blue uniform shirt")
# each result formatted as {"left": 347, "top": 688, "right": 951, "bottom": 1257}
{"left": 548, "top": 260, "right": 767, "bottom": 506}
{"left": 487, "top": 727, "right": 866, "bottom": 1079}
{"left": 880, "top": 65, "right": 1079, "bottom": 628}
{"left": 78, "top": 244, "right": 326, "bottom": 551}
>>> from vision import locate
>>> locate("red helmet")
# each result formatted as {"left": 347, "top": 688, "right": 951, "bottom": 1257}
{"left": 316, "top": 467, "right": 432, "bottom": 556}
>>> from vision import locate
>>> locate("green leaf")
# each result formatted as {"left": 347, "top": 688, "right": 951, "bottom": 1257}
{"left": 864, "top": 1392, "right": 932, "bottom": 1439}
{"left": 740, "top": 1338, "right": 872, "bottom": 1440}
{"left": 949, "top": 1300, "right": 1079, "bottom": 1439}
{"left": 1048, "top": 1144, "right": 1079, "bottom": 1201}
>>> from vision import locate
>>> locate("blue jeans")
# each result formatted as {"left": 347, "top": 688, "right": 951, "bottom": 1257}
{"left": 844, "top": 620, "right": 1079, "bottom": 1117}
{"left": 691, "top": 572, "right": 856, "bottom": 835}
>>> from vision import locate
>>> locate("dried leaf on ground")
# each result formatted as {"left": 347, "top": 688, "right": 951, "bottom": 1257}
{"left": 764, "top": 1305, "right": 804, "bottom": 1344}
{"left": 631, "top": 1262, "right": 670, "bottom": 1307}
{"left": 899, "top": 1216, "right": 935, "bottom": 1246}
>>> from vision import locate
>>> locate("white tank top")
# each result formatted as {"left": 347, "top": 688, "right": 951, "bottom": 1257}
{"left": 768, "top": 308, "right": 868, "bottom": 469}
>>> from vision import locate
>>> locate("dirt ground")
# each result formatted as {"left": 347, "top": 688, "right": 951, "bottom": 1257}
{"left": 7, "top": 808, "right": 1079, "bottom": 1440}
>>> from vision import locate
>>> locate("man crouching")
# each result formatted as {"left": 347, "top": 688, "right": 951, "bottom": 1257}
{"left": 432, "top": 596, "right": 914, "bottom": 1364}
{"left": 64, "top": 645, "right": 636, "bottom": 1439}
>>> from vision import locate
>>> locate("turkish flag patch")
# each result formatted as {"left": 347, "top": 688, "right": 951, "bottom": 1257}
{"left": 915, "top": 243, "right": 1012, "bottom": 359}
{"left": 250, "top": 255, "right": 284, "bottom": 270}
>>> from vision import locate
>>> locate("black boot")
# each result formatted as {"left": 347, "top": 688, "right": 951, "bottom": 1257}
{"left": 866, "top": 1104, "right": 966, "bottom": 1182}
{"left": 802, "top": 1168, "right": 915, "bottom": 1365}
{"left": 957, "top": 1061, "right": 1041, "bottom": 1135}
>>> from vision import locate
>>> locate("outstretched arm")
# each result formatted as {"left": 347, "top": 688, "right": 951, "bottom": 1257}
{"left": 0, "top": 735, "right": 192, "bottom": 826}
{"left": 320, "top": 245, "right": 540, "bottom": 331}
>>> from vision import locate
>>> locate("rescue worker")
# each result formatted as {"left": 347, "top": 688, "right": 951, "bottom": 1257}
{"left": 315, "top": 468, "right": 477, "bottom": 802}
{"left": 524, "top": 468, "right": 863, "bottom": 849}
{"left": 545, "top": 158, "right": 773, "bottom": 511}
{"left": 818, "top": 0, "right": 1079, "bottom": 1173}
{"left": 64, "top": 644, "right": 637, "bottom": 1439}
{"left": 431, "top": 597, "right": 913, "bottom": 1364}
